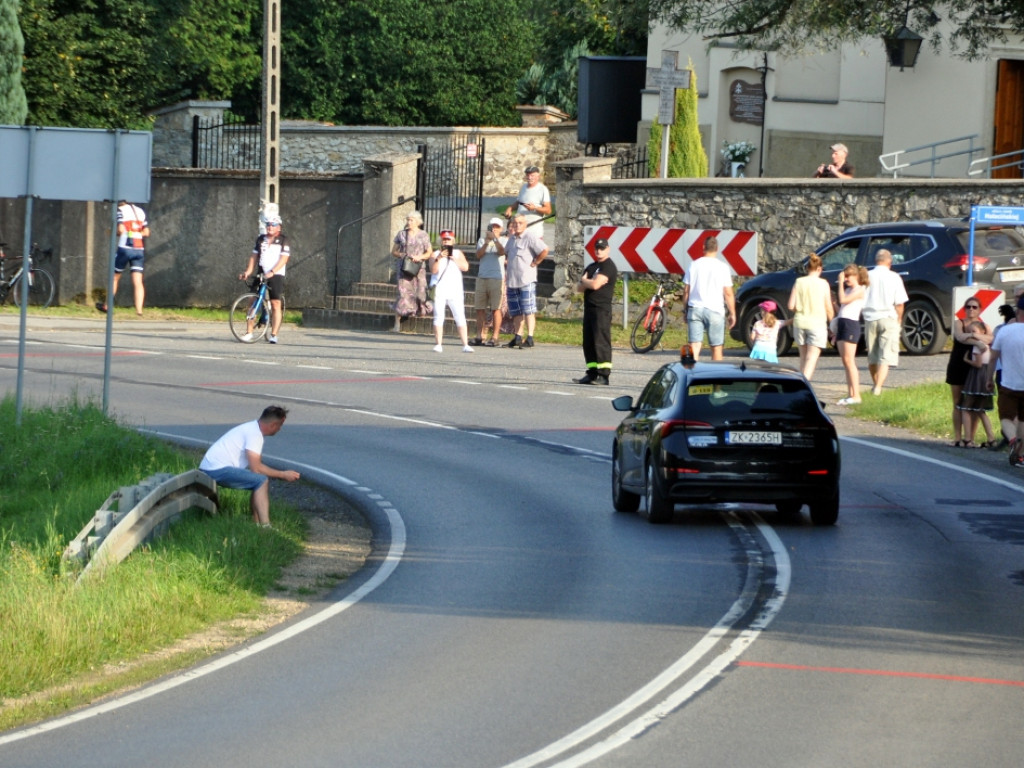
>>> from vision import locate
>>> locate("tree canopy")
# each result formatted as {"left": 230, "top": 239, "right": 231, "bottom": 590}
{"left": 0, "top": 0, "right": 28, "bottom": 124}
{"left": 648, "top": 0, "right": 1024, "bottom": 59}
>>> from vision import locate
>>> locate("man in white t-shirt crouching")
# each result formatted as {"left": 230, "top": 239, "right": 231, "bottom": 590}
{"left": 199, "top": 405, "right": 301, "bottom": 527}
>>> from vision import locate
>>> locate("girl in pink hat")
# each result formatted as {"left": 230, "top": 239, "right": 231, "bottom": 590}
{"left": 749, "top": 300, "right": 790, "bottom": 363}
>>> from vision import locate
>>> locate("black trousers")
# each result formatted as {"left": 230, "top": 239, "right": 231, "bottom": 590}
{"left": 582, "top": 303, "right": 612, "bottom": 376}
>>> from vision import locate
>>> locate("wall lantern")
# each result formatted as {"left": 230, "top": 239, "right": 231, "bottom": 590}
{"left": 884, "top": 26, "right": 923, "bottom": 70}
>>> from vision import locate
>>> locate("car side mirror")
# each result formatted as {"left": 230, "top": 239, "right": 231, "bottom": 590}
{"left": 612, "top": 394, "right": 634, "bottom": 412}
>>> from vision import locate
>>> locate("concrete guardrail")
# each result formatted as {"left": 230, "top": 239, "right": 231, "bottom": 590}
{"left": 63, "top": 470, "right": 219, "bottom": 581}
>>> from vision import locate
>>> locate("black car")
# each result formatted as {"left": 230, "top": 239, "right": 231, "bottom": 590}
{"left": 731, "top": 219, "right": 1024, "bottom": 356}
{"left": 612, "top": 359, "right": 841, "bottom": 525}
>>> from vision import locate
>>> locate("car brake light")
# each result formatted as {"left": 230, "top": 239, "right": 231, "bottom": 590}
{"left": 807, "top": 469, "right": 830, "bottom": 475}
{"left": 944, "top": 254, "right": 989, "bottom": 271}
{"left": 660, "top": 420, "right": 711, "bottom": 438}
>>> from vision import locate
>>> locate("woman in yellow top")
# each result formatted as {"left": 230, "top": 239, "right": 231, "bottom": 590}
{"left": 787, "top": 253, "right": 834, "bottom": 381}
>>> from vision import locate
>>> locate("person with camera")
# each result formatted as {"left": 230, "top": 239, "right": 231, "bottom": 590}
{"left": 430, "top": 229, "right": 473, "bottom": 353}
{"left": 814, "top": 143, "right": 854, "bottom": 179}
{"left": 504, "top": 165, "right": 552, "bottom": 239}
{"left": 471, "top": 217, "right": 507, "bottom": 346}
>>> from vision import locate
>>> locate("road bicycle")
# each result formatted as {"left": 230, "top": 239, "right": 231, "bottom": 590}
{"left": 0, "top": 242, "right": 56, "bottom": 308}
{"left": 630, "top": 280, "right": 680, "bottom": 354}
{"left": 229, "top": 275, "right": 284, "bottom": 342}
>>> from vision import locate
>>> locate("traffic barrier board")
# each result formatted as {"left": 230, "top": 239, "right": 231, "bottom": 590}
{"left": 583, "top": 226, "right": 758, "bottom": 276}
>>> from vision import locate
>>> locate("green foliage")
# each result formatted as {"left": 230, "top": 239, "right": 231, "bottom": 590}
{"left": 515, "top": 41, "right": 589, "bottom": 118}
{"left": 647, "top": 61, "right": 708, "bottom": 178}
{"left": 0, "top": 0, "right": 28, "bottom": 124}
{"left": 647, "top": 0, "right": 1024, "bottom": 60}
{"left": 282, "top": 0, "right": 533, "bottom": 126}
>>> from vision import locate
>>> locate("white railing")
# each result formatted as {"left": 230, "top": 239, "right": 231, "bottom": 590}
{"left": 63, "top": 470, "right": 218, "bottom": 581}
{"left": 967, "top": 148, "right": 1024, "bottom": 178}
{"left": 879, "top": 135, "right": 982, "bottom": 178}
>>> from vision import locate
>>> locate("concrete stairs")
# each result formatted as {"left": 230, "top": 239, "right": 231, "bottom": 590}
{"left": 302, "top": 259, "right": 555, "bottom": 336}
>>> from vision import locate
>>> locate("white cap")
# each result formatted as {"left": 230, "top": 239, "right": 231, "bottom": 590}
{"left": 488, "top": 217, "right": 503, "bottom": 227}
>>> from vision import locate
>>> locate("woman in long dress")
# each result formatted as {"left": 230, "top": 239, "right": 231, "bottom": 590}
{"left": 391, "top": 210, "right": 433, "bottom": 330}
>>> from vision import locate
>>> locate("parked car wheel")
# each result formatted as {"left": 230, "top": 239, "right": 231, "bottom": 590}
{"left": 642, "top": 461, "right": 674, "bottom": 524}
{"left": 901, "top": 300, "right": 948, "bottom": 356}
{"left": 612, "top": 448, "right": 640, "bottom": 513}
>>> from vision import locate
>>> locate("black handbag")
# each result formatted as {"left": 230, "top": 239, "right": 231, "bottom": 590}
{"left": 401, "top": 256, "right": 422, "bottom": 278}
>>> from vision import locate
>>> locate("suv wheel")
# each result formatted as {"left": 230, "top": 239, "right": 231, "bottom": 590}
{"left": 901, "top": 300, "right": 948, "bottom": 356}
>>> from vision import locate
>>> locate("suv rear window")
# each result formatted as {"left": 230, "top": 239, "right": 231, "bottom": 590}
{"left": 684, "top": 379, "right": 818, "bottom": 420}
{"left": 955, "top": 227, "right": 1024, "bottom": 257}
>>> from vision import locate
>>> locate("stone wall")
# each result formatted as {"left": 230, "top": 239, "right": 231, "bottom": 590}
{"left": 551, "top": 155, "right": 1024, "bottom": 289}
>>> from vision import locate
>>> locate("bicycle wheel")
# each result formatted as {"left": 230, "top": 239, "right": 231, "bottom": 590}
{"left": 630, "top": 306, "right": 666, "bottom": 353}
{"left": 229, "top": 293, "right": 268, "bottom": 342}
{"left": 12, "top": 268, "right": 55, "bottom": 308}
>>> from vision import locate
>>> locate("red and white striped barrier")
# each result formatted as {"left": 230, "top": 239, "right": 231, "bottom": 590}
{"left": 583, "top": 226, "right": 758, "bottom": 276}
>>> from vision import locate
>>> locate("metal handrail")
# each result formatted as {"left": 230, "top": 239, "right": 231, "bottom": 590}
{"left": 331, "top": 195, "right": 418, "bottom": 309}
{"left": 878, "top": 134, "right": 981, "bottom": 178}
{"left": 967, "top": 148, "right": 1024, "bottom": 178}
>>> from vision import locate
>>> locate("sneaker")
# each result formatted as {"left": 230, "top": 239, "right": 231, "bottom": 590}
{"left": 462, "top": 345, "right": 474, "bottom": 353}
{"left": 523, "top": 336, "right": 535, "bottom": 348}
{"left": 836, "top": 397, "right": 862, "bottom": 406}
{"left": 267, "top": 335, "right": 278, "bottom": 344}
{"left": 469, "top": 338, "right": 484, "bottom": 346}
{"left": 95, "top": 302, "right": 108, "bottom": 313}
{"left": 1011, "top": 454, "right": 1024, "bottom": 468}
{"left": 990, "top": 436, "right": 1011, "bottom": 452}
{"left": 240, "top": 332, "right": 254, "bottom": 342}
{"left": 504, "top": 336, "right": 522, "bottom": 348}
{"left": 433, "top": 344, "right": 443, "bottom": 353}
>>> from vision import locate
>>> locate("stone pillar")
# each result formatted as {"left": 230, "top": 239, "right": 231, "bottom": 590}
{"left": 551, "top": 156, "right": 616, "bottom": 289}
{"left": 360, "top": 152, "right": 421, "bottom": 286}
{"left": 149, "top": 100, "right": 231, "bottom": 168}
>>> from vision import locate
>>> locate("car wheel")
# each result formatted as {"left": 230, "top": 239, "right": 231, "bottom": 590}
{"left": 775, "top": 501, "right": 803, "bottom": 517}
{"left": 741, "top": 302, "right": 792, "bottom": 357}
{"left": 642, "top": 460, "right": 674, "bottom": 524}
{"left": 901, "top": 300, "right": 948, "bottom": 356}
{"left": 612, "top": 448, "right": 640, "bottom": 513}
{"left": 809, "top": 489, "right": 839, "bottom": 526}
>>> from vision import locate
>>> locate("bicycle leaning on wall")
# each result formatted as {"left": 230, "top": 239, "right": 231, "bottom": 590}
{"left": 0, "top": 242, "right": 56, "bottom": 308}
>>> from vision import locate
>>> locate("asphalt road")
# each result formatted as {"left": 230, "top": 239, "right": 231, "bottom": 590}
{"left": 1, "top": 316, "right": 1023, "bottom": 767}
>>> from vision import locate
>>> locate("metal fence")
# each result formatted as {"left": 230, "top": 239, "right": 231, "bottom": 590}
{"left": 416, "top": 137, "right": 486, "bottom": 243}
{"left": 612, "top": 146, "right": 651, "bottom": 179}
{"left": 192, "top": 116, "right": 261, "bottom": 170}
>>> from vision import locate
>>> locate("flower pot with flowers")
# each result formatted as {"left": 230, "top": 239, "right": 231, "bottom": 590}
{"left": 721, "top": 140, "right": 756, "bottom": 177}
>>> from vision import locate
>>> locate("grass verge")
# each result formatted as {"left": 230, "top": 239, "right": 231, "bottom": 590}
{"left": 0, "top": 397, "right": 304, "bottom": 728}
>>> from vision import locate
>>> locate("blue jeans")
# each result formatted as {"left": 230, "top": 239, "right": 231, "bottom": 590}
{"left": 687, "top": 306, "right": 726, "bottom": 347}
{"left": 202, "top": 466, "right": 267, "bottom": 491}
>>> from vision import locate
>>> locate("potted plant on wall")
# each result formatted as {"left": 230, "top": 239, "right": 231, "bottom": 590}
{"left": 721, "top": 140, "right": 756, "bottom": 177}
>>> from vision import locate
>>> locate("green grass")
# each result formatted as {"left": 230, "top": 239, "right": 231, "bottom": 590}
{"left": 843, "top": 380, "right": 954, "bottom": 439}
{"left": 0, "top": 398, "right": 303, "bottom": 724}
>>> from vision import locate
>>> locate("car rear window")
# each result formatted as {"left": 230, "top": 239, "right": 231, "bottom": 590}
{"left": 684, "top": 379, "right": 819, "bottom": 419}
{"left": 955, "top": 227, "right": 1024, "bottom": 257}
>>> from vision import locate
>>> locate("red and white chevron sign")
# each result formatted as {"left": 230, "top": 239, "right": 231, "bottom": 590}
{"left": 583, "top": 226, "right": 758, "bottom": 276}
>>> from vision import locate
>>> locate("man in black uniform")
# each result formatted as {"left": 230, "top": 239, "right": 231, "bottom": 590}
{"left": 575, "top": 238, "right": 618, "bottom": 384}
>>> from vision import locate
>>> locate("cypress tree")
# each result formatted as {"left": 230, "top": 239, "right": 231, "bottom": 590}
{"left": 0, "top": 0, "right": 28, "bottom": 125}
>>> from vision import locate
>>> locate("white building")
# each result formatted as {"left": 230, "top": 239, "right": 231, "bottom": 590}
{"left": 642, "top": 19, "right": 1024, "bottom": 179}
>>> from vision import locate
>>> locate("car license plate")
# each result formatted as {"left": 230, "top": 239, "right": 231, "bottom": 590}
{"left": 727, "top": 431, "right": 781, "bottom": 445}
{"left": 1000, "top": 268, "right": 1024, "bottom": 283}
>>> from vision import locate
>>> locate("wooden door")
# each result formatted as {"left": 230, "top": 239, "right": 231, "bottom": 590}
{"left": 993, "top": 59, "right": 1024, "bottom": 179}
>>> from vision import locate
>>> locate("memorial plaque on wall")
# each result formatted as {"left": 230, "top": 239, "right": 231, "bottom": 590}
{"left": 729, "top": 80, "right": 765, "bottom": 125}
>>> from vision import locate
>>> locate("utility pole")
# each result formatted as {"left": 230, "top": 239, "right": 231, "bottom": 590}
{"left": 259, "top": 0, "right": 281, "bottom": 222}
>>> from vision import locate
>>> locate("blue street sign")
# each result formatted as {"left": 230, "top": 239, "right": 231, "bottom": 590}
{"left": 973, "top": 206, "right": 1024, "bottom": 226}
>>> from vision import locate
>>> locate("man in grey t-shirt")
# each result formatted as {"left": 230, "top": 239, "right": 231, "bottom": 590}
{"left": 472, "top": 217, "right": 507, "bottom": 345}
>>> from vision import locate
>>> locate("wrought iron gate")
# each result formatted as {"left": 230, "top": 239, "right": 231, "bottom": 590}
{"left": 416, "top": 137, "right": 486, "bottom": 244}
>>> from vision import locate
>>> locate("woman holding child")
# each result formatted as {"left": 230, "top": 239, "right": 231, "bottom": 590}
{"left": 946, "top": 298, "right": 993, "bottom": 447}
